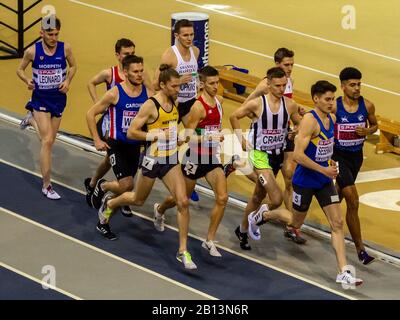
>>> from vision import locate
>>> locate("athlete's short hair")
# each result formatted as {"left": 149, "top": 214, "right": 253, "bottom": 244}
{"left": 274, "top": 48, "right": 294, "bottom": 63}
{"left": 311, "top": 80, "right": 337, "bottom": 97}
{"left": 122, "top": 55, "right": 143, "bottom": 70}
{"left": 266, "top": 67, "right": 286, "bottom": 80}
{"left": 173, "top": 19, "right": 194, "bottom": 34}
{"left": 115, "top": 38, "right": 135, "bottom": 53}
{"left": 199, "top": 66, "right": 219, "bottom": 82}
{"left": 339, "top": 67, "right": 362, "bottom": 82}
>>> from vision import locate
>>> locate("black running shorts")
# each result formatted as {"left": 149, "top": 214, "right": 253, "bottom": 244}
{"left": 292, "top": 181, "right": 340, "bottom": 212}
{"left": 331, "top": 148, "right": 363, "bottom": 189}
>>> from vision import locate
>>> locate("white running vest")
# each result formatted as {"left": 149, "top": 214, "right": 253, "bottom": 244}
{"left": 172, "top": 45, "right": 198, "bottom": 103}
{"left": 248, "top": 95, "right": 289, "bottom": 155}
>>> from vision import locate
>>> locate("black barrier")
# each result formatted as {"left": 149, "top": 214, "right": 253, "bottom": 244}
{"left": 0, "top": 0, "right": 42, "bottom": 60}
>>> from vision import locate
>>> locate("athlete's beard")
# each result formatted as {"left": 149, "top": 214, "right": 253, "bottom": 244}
{"left": 127, "top": 78, "right": 141, "bottom": 87}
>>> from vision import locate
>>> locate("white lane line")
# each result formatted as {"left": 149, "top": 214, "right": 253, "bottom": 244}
{"left": 3, "top": 114, "right": 400, "bottom": 184}
{"left": 176, "top": 0, "right": 400, "bottom": 63}
{"left": 0, "top": 207, "right": 217, "bottom": 300}
{"left": 0, "top": 159, "right": 354, "bottom": 300}
{"left": 69, "top": 0, "right": 400, "bottom": 97}
{"left": 357, "top": 167, "right": 400, "bottom": 184}
{"left": 69, "top": 0, "right": 170, "bottom": 30}
{"left": 0, "top": 261, "right": 82, "bottom": 300}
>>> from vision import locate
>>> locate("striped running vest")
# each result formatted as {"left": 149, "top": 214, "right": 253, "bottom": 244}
{"left": 106, "top": 65, "right": 124, "bottom": 90}
{"left": 248, "top": 95, "right": 289, "bottom": 155}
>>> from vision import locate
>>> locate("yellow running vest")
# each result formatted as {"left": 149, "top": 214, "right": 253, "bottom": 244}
{"left": 146, "top": 97, "right": 179, "bottom": 158}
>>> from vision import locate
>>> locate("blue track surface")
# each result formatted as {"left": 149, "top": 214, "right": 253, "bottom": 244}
{"left": 0, "top": 162, "right": 345, "bottom": 300}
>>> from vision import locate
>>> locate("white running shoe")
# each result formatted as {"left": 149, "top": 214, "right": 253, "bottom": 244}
{"left": 20, "top": 111, "right": 32, "bottom": 130}
{"left": 42, "top": 185, "right": 61, "bottom": 200}
{"left": 176, "top": 251, "right": 197, "bottom": 270}
{"left": 247, "top": 204, "right": 269, "bottom": 241}
{"left": 153, "top": 203, "right": 165, "bottom": 232}
{"left": 202, "top": 240, "right": 222, "bottom": 257}
{"left": 336, "top": 270, "right": 363, "bottom": 287}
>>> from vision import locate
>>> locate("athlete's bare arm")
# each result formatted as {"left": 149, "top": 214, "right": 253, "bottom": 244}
{"left": 286, "top": 98, "right": 302, "bottom": 127}
{"left": 230, "top": 97, "right": 261, "bottom": 151}
{"left": 184, "top": 101, "right": 205, "bottom": 142}
{"left": 286, "top": 98, "right": 302, "bottom": 140}
{"left": 127, "top": 99, "right": 158, "bottom": 141}
{"left": 86, "top": 87, "right": 118, "bottom": 150}
{"left": 153, "top": 49, "right": 177, "bottom": 90}
{"left": 293, "top": 114, "right": 337, "bottom": 179}
{"left": 16, "top": 46, "right": 35, "bottom": 90}
{"left": 59, "top": 43, "right": 77, "bottom": 94}
{"left": 358, "top": 99, "right": 378, "bottom": 136}
{"left": 87, "top": 69, "right": 112, "bottom": 103}
{"left": 143, "top": 70, "right": 155, "bottom": 92}
{"left": 243, "top": 78, "right": 268, "bottom": 104}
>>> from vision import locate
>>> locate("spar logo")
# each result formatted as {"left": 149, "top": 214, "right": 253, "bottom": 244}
{"left": 202, "top": 21, "right": 209, "bottom": 66}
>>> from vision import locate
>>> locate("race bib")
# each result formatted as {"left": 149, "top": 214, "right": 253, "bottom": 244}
{"left": 122, "top": 110, "right": 137, "bottom": 132}
{"left": 261, "top": 128, "right": 286, "bottom": 151}
{"left": 37, "top": 69, "right": 63, "bottom": 89}
{"left": 204, "top": 125, "right": 221, "bottom": 148}
{"left": 142, "top": 156, "right": 155, "bottom": 170}
{"left": 184, "top": 161, "right": 198, "bottom": 176}
{"left": 315, "top": 137, "right": 334, "bottom": 162}
{"left": 157, "top": 125, "right": 177, "bottom": 151}
{"left": 293, "top": 191, "right": 301, "bottom": 206}
{"left": 178, "top": 78, "right": 197, "bottom": 101}
{"left": 336, "top": 123, "right": 365, "bottom": 147}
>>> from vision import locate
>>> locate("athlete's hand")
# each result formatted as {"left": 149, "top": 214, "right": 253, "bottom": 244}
{"left": 241, "top": 138, "right": 250, "bottom": 151}
{"left": 27, "top": 79, "right": 35, "bottom": 90}
{"left": 288, "top": 127, "right": 298, "bottom": 141}
{"left": 180, "top": 73, "right": 193, "bottom": 84}
{"left": 206, "top": 133, "right": 224, "bottom": 142}
{"left": 94, "top": 139, "right": 110, "bottom": 152}
{"left": 298, "top": 106, "right": 306, "bottom": 117}
{"left": 177, "top": 134, "right": 190, "bottom": 146}
{"left": 355, "top": 126, "right": 368, "bottom": 137}
{"left": 323, "top": 163, "right": 338, "bottom": 179}
{"left": 59, "top": 80, "right": 70, "bottom": 93}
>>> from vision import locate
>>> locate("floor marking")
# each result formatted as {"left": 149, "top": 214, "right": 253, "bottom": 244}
{"left": 0, "top": 261, "right": 82, "bottom": 300}
{"left": 1, "top": 207, "right": 217, "bottom": 300}
{"left": 176, "top": 0, "right": 400, "bottom": 63}
{"left": 69, "top": 0, "right": 400, "bottom": 97}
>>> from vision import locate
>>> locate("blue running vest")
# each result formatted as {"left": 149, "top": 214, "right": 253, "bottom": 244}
{"left": 334, "top": 96, "right": 368, "bottom": 152}
{"left": 32, "top": 41, "right": 67, "bottom": 98}
{"left": 293, "top": 110, "right": 335, "bottom": 189}
{"left": 108, "top": 83, "right": 148, "bottom": 144}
